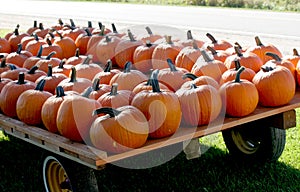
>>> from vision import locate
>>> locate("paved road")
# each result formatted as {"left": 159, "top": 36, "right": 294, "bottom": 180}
{"left": 1, "top": 0, "right": 300, "bottom": 54}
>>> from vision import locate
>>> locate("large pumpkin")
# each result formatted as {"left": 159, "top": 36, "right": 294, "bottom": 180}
{"left": 96, "top": 35, "right": 121, "bottom": 65}
{"left": 90, "top": 106, "right": 149, "bottom": 153}
{"left": 131, "top": 70, "right": 182, "bottom": 138}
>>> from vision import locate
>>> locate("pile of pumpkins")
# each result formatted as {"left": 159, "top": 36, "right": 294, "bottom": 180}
{"left": 0, "top": 19, "right": 299, "bottom": 154}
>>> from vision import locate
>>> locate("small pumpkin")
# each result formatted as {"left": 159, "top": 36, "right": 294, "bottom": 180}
{"left": 25, "top": 33, "right": 46, "bottom": 56}
{"left": 138, "top": 26, "right": 163, "bottom": 43}
{"left": 23, "top": 45, "right": 44, "bottom": 70}
{"left": 90, "top": 106, "right": 149, "bottom": 153}
{"left": 73, "top": 55, "right": 103, "bottom": 81}
{"left": 282, "top": 48, "right": 300, "bottom": 67}
{"left": 181, "top": 73, "right": 219, "bottom": 90}
{"left": 65, "top": 48, "right": 88, "bottom": 66}
{"left": 207, "top": 45, "right": 231, "bottom": 63}
{"left": 88, "top": 78, "right": 111, "bottom": 100}
{"left": 75, "top": 28, "right": 93, "bottom": 55}
{"left": 92, "top": 60, "right": 121, "bottom": 85}
{"left": 219, "top": 67, "right": 259, "bottom": 117}
{"left": 42, "top": 38, "right": 63, "bottom": 59}
{"left": 53, "top": 31, "right": 77, "bottom": 59}
{"left": 96, "top": 35, "right": 121, "bottom": 65}
{"left": 6, "top": 44, "right": 33, "bottom": 68}
{"left": 133, "top": 40, "right": 157, "bottom": 73}
{"left": 205, "top": 33, "right": 233, "bottom": 51}
{"left": 8, "top": 27, "right": 29, "bottom": 52}
{"left": 179, "top": 30, "right": 205, "bottom": 48}
{"left": 35, "top": 51, "right": 61, "bottom": 72}
{"left": 0, "top": 36, "right": 11, "bottom": 53}
{"left": 25, "top": 65, "right": 47, "bottom": 82}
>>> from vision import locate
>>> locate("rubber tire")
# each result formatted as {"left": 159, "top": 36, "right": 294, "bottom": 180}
{"left": 43, "top": 155, "right": 99, "bottom": 192}
{"left": 222, "top": 124, "right": 286, "bottom": 163}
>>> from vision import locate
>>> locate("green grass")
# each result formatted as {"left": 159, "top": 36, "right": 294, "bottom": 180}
{"left": 0, "top": 118, "right": 299, "bottom": 191}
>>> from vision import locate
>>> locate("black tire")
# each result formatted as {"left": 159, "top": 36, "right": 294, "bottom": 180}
{"left": 43, "top": 155, "right": 99, "bottom": 192}
{"left": 222, "top": 124, "right": 286, "bottom": 163}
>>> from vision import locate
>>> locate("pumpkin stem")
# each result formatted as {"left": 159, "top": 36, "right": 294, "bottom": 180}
{"left": 167, "top": 59, "right": 177, "bottom": 72}
{"left": 111, "top": 23, "right": 118, "bottom": 33}
{"left": 145, "top": 69, "right": 154, "bottom": 86}
{"left": 206, "top": 33, "right": 217, "bottom": 43}
{"left": 234, "top": 45, "right": 243, "bottom": 57}
{"left": 85, "top": 28, "right": 92, "bottom": 37}
{"left": 93, "top": 107, "right": 121, "bottom": 117}
{"left": 35, "top": 79, "right": 46, "bottom": 91}
{"left": 47, "top": 64, "right": 53, "bottom": 77}
{"left": 261, "top": 65, "right": 274, "bottom": 72}
{"left": 58, "top": 59, "right": 66, "bottom": 69}
{"left": 75, "top": 48, "right": 80, "bottom": 57}
{"left": 27, "top": 65, "right": 39, "bottom": 74}
{"left": 165, "top": 36, "right": 173, "bottom": 44}
{"left": 187, "top": 30, "right": 193, "bottom": 40}
{"left": 92, "top": 78, "right": 100, "bottom": 91}
{"left": 104, "top": 60, "right": 112, "bottom": 72}
{"left": 182, "top": 73, "right": 198, "bottom": 80}
{"left": 70, "top": 19, "right": 76, "bottom": 28}
{"left": 46, "top": 51, "right": 56, "bottom": 60}
{"left": 145, "top": 40, "right": 152, "bottom": 48}
{"left": 0, "top": 58, "right": 7, "bottom": 68}
{"left": 150, "top": 69, "right": 161, "bottom": 93}
{"left": 207, "top": 46, "right": 217, "bottom": 55}
{"left": 81, "top": 86, "right": 93, "bottom": 98}
{"left": 55, "top": 86, "right": 66, "bottom": 97}
{"left": 128, "top": 30, "right": 135, "bottom": 42}
{"left": 99, "top": 25, "right": 106, "bottom": 36}
{"left": 16, "top": 44, "right": 22, "bottom": 54}
{"left": 14, "top": 27, "right": 19, "bottom": 36}
{"left": 145, "top": 26, "right": 153, "bottom": 35}
{"left": 82, "top": 55, "right": 93, "bottom": 65}
{"left": 124, "top": 61, "right": 132, "bottom": 73}
{"left": 265, "top": 52, "right": 281, "bottom": 62}
{"left": 47, "top": 32, "right": 55, "bottom": 39}
{"left": 234, "top": 59, "right": 242, "bottom": 71}
{"left": 255, "top": 36, "right": 263, "bottom": 46}
{"left": 33, "top": 33, "right": 39, "bottom": 41}
{"left": 234, "top": 66, "right": 245, "bottom": 83}
{"left": 105, "top": 35, "right": 111, "bottom": 43}
{"left": 192, "top": 40, "right": 199, "bottom": 49}
{"left": 39, "top": 23, "right": 44, "bottom": 30}
{"left": 32, "top": 20, "right": 37, "bottom": 28}
{"left": 58, "top": 18, "right": 64, "bottom": 26}
{"left": 293, "top": 48, "right": 299, "bottom": 56}
{"left": 9, "top": 64, "right": 17, "bottom": 70}
{"left": 200, "top": 49, "right": 214, "bottom": 62}
{"left": 234, "top": 42, "right": 242, "bottom": 50}
{"left": 98, "top": 22, "right": 103, "bottom": 30}
{"left": 110, "top": 83, "right": 118, "bottom": 95}
{"left": 16, "top": 72, "right": 26, "bottom": 85}
{"left": 36, "top": 45, "right": 43, "bottom": 58}
{"left": 87, "top": 21, "right": 93, "bottom": 28}
{"left": 69, "top": 67, "right": 77, "bottom": 82}
{"left": 191, "top": 83, "right": 197, "bottom": 89}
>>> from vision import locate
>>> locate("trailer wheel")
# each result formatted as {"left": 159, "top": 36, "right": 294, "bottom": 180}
{"left": 222, "top": 125, "right": 286, "bottom": 163}
{"left": 43, "top": 156, "right": 99, "bottom": 192}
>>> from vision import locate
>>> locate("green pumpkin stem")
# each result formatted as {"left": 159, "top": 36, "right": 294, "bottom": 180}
{"left": 128, "top": 30, "right": 135, "bottom": 42}
{"left": 167, "top": 59, "right": 177, "bottom": 72}
{"left": 235, "top": 66, "right": 245, "bottom": 83}
{"left": 146, "top": 40, "right": 152, "bottom": 48}
{"left": 55, "top": 86, "right": 66, "bottom": 97}
{"left": 35, "top": 79, "right": 46, "bottom": 91}
{"left": 58, "top": 18, "right": 64, "bottom": 26}
{"left": 234, "top": 45, "right": 243, "bottom": 57}
{"left": 69, "top": 67, "right": 77, "bottom": 82}
{"left": 150, "top": 69, "right": 161, "bottom": 93}
{"left": 234, "top": 42, "right": 242, "bottom": 50}
{"left": 124, "top": 61, "right": 132, "bottom": 73}
{"left": 187, "top": 30, "right": 194, "bottom": 40}
{"left": 110, "top": 83, "right": 118, "bottom": 95}
{"left": 16, "top": 44, "right": 22, "bottom": 54}
{"left": 93, "top": 107, "right": 121, "bottom": 117}
{"left": 200, "top": 49, "right": 214, "bottom": 62}
{"left": 47, "top": 65, "right": 53, "bottom": 77}
{"left": 82, "top": 55, "right": 93, "bottom": 65}
{"left": 70, "top": 19, "right": 76, "bottom": 28}
{"left": 58, "top": 59, "right": 66, "bottom": 69}
{"left": 87, "top": 21, "right": 92, "bottom": 28}
{"left": 36, "top": 45, "right": 43, "bottom": 58}
{"left": 92, "top": 78, "right": 100, "bottom": 91}
{"left": 28, "top": 65, "right": 39, "bottom": 74}
{"left": 85, "top": 28, "right": 92, "bottom": 36}
{"left": 33, "top": 20, "right": 37, "bottom": 28}
{"left": 293, "top": 48, "right": 299, "bottom": 56}
{"left": 145, "top": 26, "right": 153, "bottom": 35}
{"left": 261, "top": 65, "right": 274, "bottom": 72}
{"left": 255, "top": 36, "right": 263, "bottom": 46}
{"left": 111, "top": 23, "right": 118, "bottom": 33}
{"left": 39, "top": 23, "right": 44, "bottom": 30}
{"left": 265, "top": 52, "right": 281, "bottom": 62}
{"left": 9, "top": 64, "right": 17, "bottom": 70}
{"left": 206, "top": 33, "right": 217, "bottom": 43}
{"left": 105, "top": 36, "right": 111, "bottom": 43}
{"left": 14, "top": 28, "right": 19, "bottom": 36}
{"left": 104, "top": 60, "right": 112, "bottom": 72}
{"left": 81, "top": 86, "right": 93, "bottom": 98}
{"left": 16, "top": 72, "right": 26, "bottom": 85}
{"left": 165, "top": 35, "right": 173, "bottom": 44}
{"left": 46, "top": 51, "right": 56, "bottom": 60}
{"left": 234, "top": 59, "right": 241, "bottom": 71}
{"left": 0, "top": 58, "right": 7, "bottom": 68}
{"left": 191, "top": 83, "right": 197, "bottom": 89}
{"left": 182, "top": 73, "right": 198, "bottom": 80}
{"left": 207, "top": 46, "right": 217, "bottom": 55}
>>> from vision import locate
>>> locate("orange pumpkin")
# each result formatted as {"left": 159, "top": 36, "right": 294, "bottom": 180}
{"left": 137, "top": 26, "right": 163, "bottom": 43}
{"left": 16, "top": 79, "right": 52, "bottom": 125}
{"left": 252, "top": 63, "right": 295, "bottom": 107}
{"left": 207, "top": 45, "right": 231, "bottom": 63}
{"left": 26, "top": 20, "right": 38, "bottom": 35}
{"left": 52, "top": 59, "right": 73, "bottom": 77}
{"left": 133, "top": 40, "right": 157, "bottom": 73}
{"left": 0, "top": 37, "right": 11, "bottom": 53}
{"left": 0, "top": 72, "right": 36, "bottom": 118}
{"left": 8, "top": 28, "right": 29, "bottom": 52}
{"left": 106, "top": 23, "right": 126, "bottom": 38}
{"left": 86, "top": 25, "right": 106, "bottom": 63}
{"left": 75, "top": 28, "right": 92, "bottom": 55}
{"left": 35, "top": 51, "right": 61, "bottom": 73}
{"left": 0, "top": 64, "right": 28, "bottom": 80}
{"left": 24, "top": 65, "right": 47, "bottom": 82}
{"left": 0, "top": 77, "right": 12, "bottom": 92}
{"left": 65, "top": 48, "right": 88, "bottom": 66}
{"left": 283, "top": 48, "right": 300, "bottom": 67}
{"left": 42, "top": 38, "right": 63, "bottom": 59}
{"left": 205, "top": 33, "right": 233, "bottom": 51}
{"left": 23, "top": 45, "right": 44, "bottom": 70}
{"left": 179, "top": 30, "right": 205, "bottom": 48}
{"left": 181, "top": 73, "right": 220, "bottom": 90}
{"left": 219, "top": 67, "right": 259, "bottom": 117}
{"left": 96, "top": 35, "right": 121, "bottom": 65}
{"left": 25, "top": 33, "right": 46, "bottom": 56}
{"left": 90, "top": 106, "right": 149, "bottom": 153}
{"left": 88, "top": 78, "right": 111, "bottom": 100}
{"left": 53, "top": 31, "right": 77, "bottom": 59}
{"left": 131, "top": 71, "right": 182, "bottom": 138}
{"left": 92, "top": 60, "right": 121, "bottom": 85}
{"left": 6, "top": 44, "right": 33, "bottom": 68}
{"left": 73, "top": 55, "right": 103, "bottom": 81}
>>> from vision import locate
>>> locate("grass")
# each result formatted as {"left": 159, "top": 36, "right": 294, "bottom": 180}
{"left": 0, "top": 117, "right": 299, "bottom": 191}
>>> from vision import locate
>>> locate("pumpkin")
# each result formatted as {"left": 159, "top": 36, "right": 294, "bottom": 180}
{"left": 264, "top": 52, "right": 296, "bottom": 80}
{"left": 65, "top": 48, "right": 88, "bottom": 66}
{"left": 224, "top": 45, "right": 263, "bottom": 73}
{"left": 51, "top": 18, "right": 64, "bottom": 31}
{"left": 56, "top": 87, "right": 101, "bottom": 142}
{"left": 92, "top": 60, "right": 121, "bottom": 85}
{"left": 115, "top": 30, "right": 143, "bottom": 69}
{"left": 52, "top": 59, "right": 73, "bottom": 77}
{"left": 6, "top": 44, "right": 33, "bottom": 68}
{"left": 90, "top": 106, "right": 149, "bottom": 153}
{"left": 91, "top": 22, "right": 111, "bottom": 35}
{"left": 175, "top": 40, "right": 202, "bottom": 71}
{"left": 41, "top": 38, "right": 63, "bottom": 59}
{"left": 97, "top": 83, "right": 135, "bottom": 108}
{"left": 246, "top": 36, "right": 283, "bottom": 64}
{"left": 75, "top": 28, "right": 93, "bottom": 55}
{"left": 86, "top": 25, "right": 106, "bottom": 63}
{"left": 252, "top": 63, "right": 295, "bottom": 107}
{"left": 137, "top": 26, "right": 163, "bottom": 43}
{"left": 220, "top": 59, "right": 256, "bottom": 85}
{"left": 16, "top": 79, "right": 52, "bottom": 125}
{"left": 207, "top": 45, "right": 231, "bottom": 63}
{"left": 283, "top": 48, "right": 300, "bottom": 67}
{"left": 219, "top": 67, "right": 259, "bottom": 117}
{"left": 96, "top": 35, "right": 121, "bottom": 65}
{"left": 181, "top": 73, "right": 219, "bottom": 90}
{"left": 176, "top": 83, "right": 222, "bottom": 126}
{"left": 35, "top": 51, "right": 61, "bottom": 72}
{"left": 23, "top": 45, "right": 44, "bottom": 69}
{"left": 191, "top": 49, "right": 227, "bottom": 82}
{"left": 152, "top": 35, "right": 183, "bottom": 69}
{"left": 24, "top": 65, "right": 47, "bottom": 82}
{"left": 0, "top": 64, "right": 28, "bottom": 80}
{"left": 73, "top": 55, "right": 103, "bottom": 81}
{"left": 0, "top": 36, "right": 11, "bottom": 53}
{"left": 57, "top": 66, "right": 92, "bottom": 94}
{"left": 26, "top": 20, "right": 38, "bottom": 35}
{"left": 53, "top": 31, "right": 77, "bottom": 59}
{"left": 88, "top": 78, "right": 111, "bottom": 100}
{"left": 205, "top": 33, "right": 233, "bottom": 50}
{"left": 106, "top": 23, "right": 126, "bottom": 38}
{"left": 225, "top": 42, "right": 248, "bottom": 55}
{"left": 0, "top": 58, "right": 13, "bottom": 74}
{"left": 25, "top": 33, "right": 46, "bottom": 56}
{"left": 131, "top": 71, "right": 182, "bottom": 138}
{"left": 133, "top": 40, "right": 157, "bottom": 73}
{"left": 33, "top": 22, "right": 49, "bottom": 38}
{"left": 179, "top": 30, "right": 205, "bottom": 48}
{"left": 35, "top": 65, "right": 67, "bottom": 94}
{"left": 62, "top": 22, "right": 85, "bottom": 42}
{"left": 8, "top": 27, "right": 29, "bottom": 52}
{"left": 41, "top": 86, "right": 70, "bottom": 133}
{"left": 109, "top": 61, "right": 147, "bottom": 91}
{"left": 0, "top": 77, "right": 12, "bottom": 92}
{"left": 157, "top": 59, "right": 189, "bottom": 91}
{"left": 0, "top": 72, "right": 36, "bottom": 117}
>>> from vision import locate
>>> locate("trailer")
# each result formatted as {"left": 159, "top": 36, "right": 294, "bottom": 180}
{"left": 0, "top": 89, "right": 299, "bottom": 192}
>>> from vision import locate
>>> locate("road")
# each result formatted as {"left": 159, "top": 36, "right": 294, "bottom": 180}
{"left": 1, "top": 0, "right": 300, "bottom": 54}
